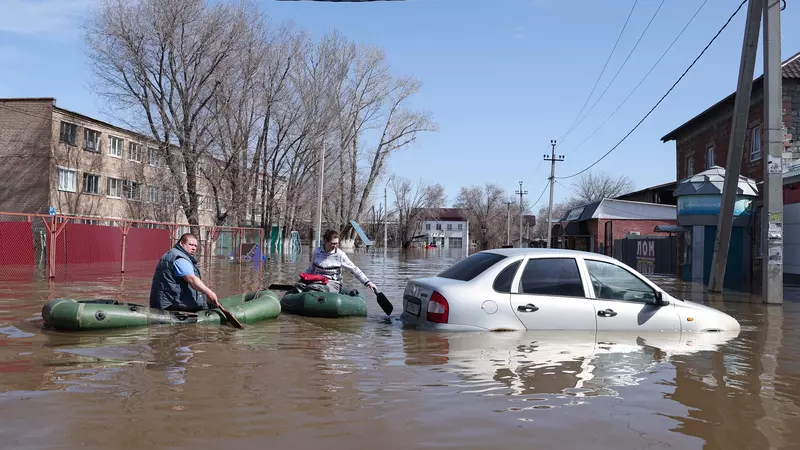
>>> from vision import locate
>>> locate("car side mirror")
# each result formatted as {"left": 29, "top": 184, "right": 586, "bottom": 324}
{"left": 653, "top": 291, "right": 669, "bottom": 307}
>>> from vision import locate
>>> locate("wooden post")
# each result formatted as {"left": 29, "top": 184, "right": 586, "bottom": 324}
{"left": 42, "top": 215, "right": 68, "bottom": 279}
{"left": 119, "top": 222, "right": 132, "bottom": 273}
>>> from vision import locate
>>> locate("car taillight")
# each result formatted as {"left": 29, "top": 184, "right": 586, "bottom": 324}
{"left": 427, "top": 291, "right": 449, "bottom": 323}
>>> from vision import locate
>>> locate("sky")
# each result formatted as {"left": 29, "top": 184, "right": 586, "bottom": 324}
{"left": 1, "top": 0, "right": 798, "bottom": 213}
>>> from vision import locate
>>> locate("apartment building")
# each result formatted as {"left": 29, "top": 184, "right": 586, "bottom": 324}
{"left": 0, "top": 98, "right": 219, "bottom": 224}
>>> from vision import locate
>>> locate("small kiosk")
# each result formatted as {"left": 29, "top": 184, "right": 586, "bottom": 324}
{"left": 674, "top": 166, "right": 758, "bottom": 290}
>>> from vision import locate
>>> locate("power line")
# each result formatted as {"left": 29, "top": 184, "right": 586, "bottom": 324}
{"left": 558, "top": 0, "right": 639, "bottom": 145}
{"left": 564, "top": 0, "right": 709, "bottom": 155}
{"left": 557, "top": 0, "right": 748, "bottom": 180}
{"left": 529, "top": 180, "right": 550, "bottom": 209}
{"left": 567, "top": 0, "right": 665, "bottom": 141}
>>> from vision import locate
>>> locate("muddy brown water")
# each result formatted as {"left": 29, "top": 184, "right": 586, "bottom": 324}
{"left": 1, "top": 248, "right": 799, "bottom": 449}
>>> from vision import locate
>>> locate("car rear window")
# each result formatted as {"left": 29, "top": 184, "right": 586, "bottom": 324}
{"left": 493, "top": 260, "right": 521, "bottom": 293}
{"left": 437, "top": 252, "right": 507, "bottom": 281}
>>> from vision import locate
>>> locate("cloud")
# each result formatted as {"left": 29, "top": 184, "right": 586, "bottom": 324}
{"left": 0, "top": 0, "right": 98, "bottom": 37}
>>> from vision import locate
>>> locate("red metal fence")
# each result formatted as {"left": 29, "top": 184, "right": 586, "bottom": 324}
{"left": 0, "top": 212, "right": 264, "bottom": 280}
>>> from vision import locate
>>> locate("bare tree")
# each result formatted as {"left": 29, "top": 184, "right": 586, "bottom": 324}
{"left": 86, "top": 0, "right": 256, "bottom": 232}
{"left": 453, "top": 183, "right": 507, "bottom": 250}
{"left": 390, "top": 178, "right": 446, "bottom": 248}
{"left": 425, "top": 184, "right": 447, "bottom": 209}
{"left": 316, "top": 35, "right": 437, "bottom": 240}
{"left": 571, "top": 171, "right": 634, "bottom": 203}
{"left": 532, "top": 197, "right": 586, "bottom": 239}
{"left": 84, "top": 0, "right": 436, "bottom": 245}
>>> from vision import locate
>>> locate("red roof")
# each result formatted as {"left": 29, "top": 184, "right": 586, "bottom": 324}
{"left": 661, "top": 51, "right": 800, "bottom": 142}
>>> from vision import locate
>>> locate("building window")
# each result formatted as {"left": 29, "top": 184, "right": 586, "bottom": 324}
{"left": 686, "top": 155, "right": 694, "bottom": 177}
{"left": 59, "top": 122, "right": 77, "bottom": 145}
{"left": 426, "top": 223, "right": 431, "bottom": 230}
{"left": 750, "top": 126, "right": 761, "bottom": 161}
{"left": 147, "top": 186, "right": 161, "bottom": 203}
{"left": 436, "top": 223, "right": 442, "bottom": 231}
{"left": 57, "top": 167, "right": 76, "bottom": 192}
{"left": 108, "top": 136, "right": 124, "bottom": 158}
{"left": 148, "top": 147, "right": 164, "bottom": 167}
{"left": 448, "top": 237, "right": 462, "bottom": 248}
{"left": 83, "top": 173, "right": 100, "bottom": 195}
{"left": 458, "top": 223, "right": 463, "bottom": 231}
{"left": 122, "top": 180, "right": 141, "bottom": 201}
{"left": 447, "top": 223, "right": 453, "bottom": 231}
{"left": 84, "top": 129, "right": 101, "bottom": 153}
{"left": 129, "top": 143, "right": 143, "bottom": 162}
{"left": 107, "top": 177, "right": 121, "bottom": 198}
{"left": 706, "top": 145, "right": 715, "bottom": 168}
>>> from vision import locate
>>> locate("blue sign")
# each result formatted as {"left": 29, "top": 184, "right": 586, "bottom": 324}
{"left": 48, "top": 206, "right": 56, "bottom": 216}
{"left": 677, "top": 195, "right": 753, "bottom": 216}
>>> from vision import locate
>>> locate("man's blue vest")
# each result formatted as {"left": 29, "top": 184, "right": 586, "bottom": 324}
{"left": 149, "top": 245, "right": 206, "bottom": 311}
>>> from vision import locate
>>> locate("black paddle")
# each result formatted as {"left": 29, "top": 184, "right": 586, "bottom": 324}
{"left": 374, "top": 291, "right": 393, "bottom": 316}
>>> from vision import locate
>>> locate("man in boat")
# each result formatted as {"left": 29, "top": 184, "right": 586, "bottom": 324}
{"left": 149, "top": 233, "right": 221, "bottom": 312}
{"left": 302, "top": 229, "right": 379, "bottom": 294}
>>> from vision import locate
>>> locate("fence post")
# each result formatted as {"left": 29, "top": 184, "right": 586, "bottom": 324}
{"left": 42, "top": 215, "right": 68, "bottom": 279}
{"left": 168, "top": 225, "right": 178, "bottom": 248}
{"left": 236, "top": 228, "right": 243, "bottom": 263}
{"left": 120, "top": 222, "right": 132, "bottom": 273}
{"left": 48, "top": 217, "right": 56, "bottom": 279}
{"left": 259, "top": 228, "right": 265, "bottom": 278}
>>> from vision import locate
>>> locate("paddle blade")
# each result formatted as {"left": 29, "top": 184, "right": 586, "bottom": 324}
{"left": 376, "top": 292, "right": 393, "bottom": 316}
{"left": 268, "top": 283, "right": 295, "bottom": 291}
{"left": 218, "top": 305, "right": 244, "bottom": 329}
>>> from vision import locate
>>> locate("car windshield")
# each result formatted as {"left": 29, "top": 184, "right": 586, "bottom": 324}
{"left": 437, "top": 252, "right": 506, "bottom": 281}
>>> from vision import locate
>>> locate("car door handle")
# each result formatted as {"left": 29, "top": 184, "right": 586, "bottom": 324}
{"left": 597, "top": 309, "right": 617, "bottom": 317}
{"left": 517, "top": 303, "right": 539, "bottom": 313}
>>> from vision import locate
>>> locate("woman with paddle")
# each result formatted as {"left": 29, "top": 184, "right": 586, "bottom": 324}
{"left": 304, "top": 229, "right": 379, "bottom": 294}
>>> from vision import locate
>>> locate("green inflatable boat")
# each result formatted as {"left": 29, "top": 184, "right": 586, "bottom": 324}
{"left": 280, "top": 287, "right": 367, "bottom": 318}
{"left": 42, "top": 290, "right": 281, "bottom": 331}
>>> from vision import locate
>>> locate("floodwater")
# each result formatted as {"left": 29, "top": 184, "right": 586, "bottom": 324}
{"left": 1, "top": 248, "right": 800, "bottom": 450}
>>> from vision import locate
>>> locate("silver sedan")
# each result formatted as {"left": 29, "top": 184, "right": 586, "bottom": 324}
{"left": 401, "top": 248, "right": 741, "bottom": 332}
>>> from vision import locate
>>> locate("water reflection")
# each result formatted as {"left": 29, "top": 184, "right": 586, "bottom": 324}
{"left": 401, "top": 330, "right": 740, "bottom": 400}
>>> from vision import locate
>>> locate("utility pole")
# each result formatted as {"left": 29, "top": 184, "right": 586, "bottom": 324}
{"left": 762, "top": 0, "right": 783, "bottom": 304}
{"left": 315, "top": 143, "right": 325, "bottom": 249}
{"left": 504, "top": 201, "right": 513, "bottom": 245}
{"left": 545, "top": 140, "right": 564, "bottom": 249}
{"left": 383, "top": 175, "right": 394, "bottom": 257}
{"left": 708, "top": 0, "right": 763, "bottom": 292}
{"left": 515, "top": 183, "right": 527, "bottom": 247}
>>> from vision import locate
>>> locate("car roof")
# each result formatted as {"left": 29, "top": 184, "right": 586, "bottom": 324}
{"left": 478, "top": 247, "right": 620, "bottom": 263}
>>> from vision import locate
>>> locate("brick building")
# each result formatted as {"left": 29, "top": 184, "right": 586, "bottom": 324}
{"left": 661, "top": 52, "right": 800, "bottom": 184}
{"left": 661, "top": 52, "right": 800, "bottom": 286}
{"left": 0, "top": 97, "right": 283, "bottom": 226}
{"left": 551, "top": 198, "right": 677, "bottom": 255}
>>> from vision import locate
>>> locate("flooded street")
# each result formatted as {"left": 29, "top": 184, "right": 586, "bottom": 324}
{"left": 1, "top": 248, "right": 800, "bottom": 449}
